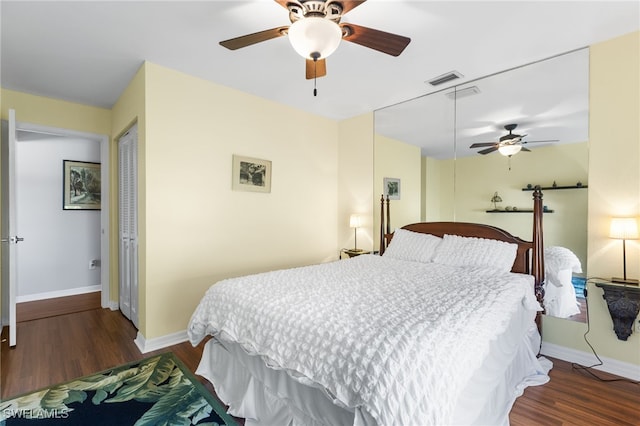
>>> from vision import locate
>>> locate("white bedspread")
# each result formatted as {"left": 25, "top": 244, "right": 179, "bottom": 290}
{"left": 188, "top": 255, "right": 540, "bottom": 426}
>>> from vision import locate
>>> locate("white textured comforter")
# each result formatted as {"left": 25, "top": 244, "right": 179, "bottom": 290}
{"left": 188, "top": 255, "right": 540, "bottom": 426}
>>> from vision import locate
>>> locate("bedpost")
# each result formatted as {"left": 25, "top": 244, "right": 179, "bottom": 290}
{"left": 532, "top": 187, "right": 545, "bottom": 331}
{"left": 380, "top": 194, "right": 385, "bottom": 255}
{"left": 386, "top": 195, "right": 391, "bottom": 237}
{"left": 379, "top": 195, "right": 391, "bottom": 256}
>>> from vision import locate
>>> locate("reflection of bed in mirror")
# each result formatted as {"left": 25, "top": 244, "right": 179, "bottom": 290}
{"left": 187, "top": 189, "right": 551, "bottom": 426}
{"left": 373, "top": 48, "right": 590, "bottom": 322}
{"left": 543, "top": 246, "right": 583, "bottom": 318}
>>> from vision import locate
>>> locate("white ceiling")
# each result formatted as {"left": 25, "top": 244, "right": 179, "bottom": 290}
{"left": 2, "top": 1, "right": 638, "bottom": 126}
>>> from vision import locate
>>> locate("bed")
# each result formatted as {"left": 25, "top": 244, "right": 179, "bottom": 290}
{"left": 188, "top": 188, "right": 552, "bottom": 426}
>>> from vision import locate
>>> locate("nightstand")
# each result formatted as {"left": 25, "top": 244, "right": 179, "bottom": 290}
{"left": 340, "top": 249, "right": 372, "bottom": 259}
{"left": 592, "top": 279, "right": 640, "bottom": 341}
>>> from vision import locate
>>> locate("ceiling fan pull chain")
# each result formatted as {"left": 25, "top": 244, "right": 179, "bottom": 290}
{"left": 313, "top": 53, "right": 318, "bottom": 96}
{"left": 314, "top": 72, "right": 317, "bottom": 97}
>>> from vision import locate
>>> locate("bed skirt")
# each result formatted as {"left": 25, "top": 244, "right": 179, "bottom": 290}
{"left": 196, "top": 308, "right": 552, "bottom": 426}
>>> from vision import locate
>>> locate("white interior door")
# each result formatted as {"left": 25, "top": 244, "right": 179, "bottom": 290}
{"left": 1, "top": 109, "right": 20, "bottom": 347}
{"left": 118, "top": 124, "right": 138, "bottom": 327}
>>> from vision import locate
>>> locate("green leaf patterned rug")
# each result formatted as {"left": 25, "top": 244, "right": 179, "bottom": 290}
{"left": 0, "top": 352, "right": 238, "bottom": 425}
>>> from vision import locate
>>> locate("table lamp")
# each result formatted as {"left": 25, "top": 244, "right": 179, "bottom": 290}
{"left": 350, "top": 214, "right": 363, "bottom": 252}
{"left": 609, "top": 217, "right": 639, "bottom": 285}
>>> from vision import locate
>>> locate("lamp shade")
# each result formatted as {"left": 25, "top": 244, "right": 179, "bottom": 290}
{"left": 349, "top": 214, "right": 362, "bottom": 228}
{"left": 609, "top": 217, "right": 639, "bottom": 239}
{"left": 498, "top": 144, "right": 522, "bottom": 156}
{"left": 288, "top": 17, "right": 342, "bottom": 59}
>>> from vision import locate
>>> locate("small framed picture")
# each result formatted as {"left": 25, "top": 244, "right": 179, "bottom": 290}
{"left": 383, "top": 177, "right": 401, "bottom": 200}
{"left": 232, "top": 155, "right": 272, "bottom": 193}
{"left": 63, "top": 160, "right": 101, "bottom": 210}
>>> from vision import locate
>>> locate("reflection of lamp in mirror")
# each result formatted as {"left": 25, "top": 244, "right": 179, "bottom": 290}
{"left": 609, "top": 217, "right": 639, "bottom": 285}
{"left": 498, "top": 144, "right": 522, "bottom": 156}
{"left": 350, "top": 214, "right": 363, "bottom": 252}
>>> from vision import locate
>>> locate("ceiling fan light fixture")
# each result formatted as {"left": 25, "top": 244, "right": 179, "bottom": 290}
{"left": 288, "top": 17, "right": 342, "bottom": 60}
{"left": 498, "top": 144, "right": 522, "bottom": 156}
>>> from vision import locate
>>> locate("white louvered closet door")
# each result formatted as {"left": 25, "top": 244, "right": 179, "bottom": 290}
{"left": 118, "top": 124, "right": 139, "bottom": 328}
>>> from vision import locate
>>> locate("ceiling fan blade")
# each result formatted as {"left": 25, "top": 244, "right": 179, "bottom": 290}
{"left": 478, "top": 147, "right": 498, "bottom": 155}
{"left": 274, "top": 0, "right": 294, "bottom": 10}
{"left": 337, "top": 0, "right": 368, "bottom": 15}
{"left": 341, "top": 23, "right": 410, "bottom": 56}
{"left": 274, "top": 0, "right": 367, "bottom": 15}
{"left": 306, "top": 58, "right": 327, "bottom": 80}
{"left": 220, "top": 26, "right": 289, "bottom": 50}
{"left": 522, "top": 139, "right": 560, "bottom": 144}
{"left": 470, "top": 142, "right": 498, "bottom": 148}
{"left": 521, "top": 147, "right": 532, "bottom": 152}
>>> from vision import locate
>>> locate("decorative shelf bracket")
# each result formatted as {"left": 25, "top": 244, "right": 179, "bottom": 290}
{"left": 595, "top": 283, "right": 640, "bottom": 341}
{"left": 522, "top": 184, "right": 588, "bottom": 191}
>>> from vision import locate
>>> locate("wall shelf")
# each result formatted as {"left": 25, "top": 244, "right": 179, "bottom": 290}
{"left": 522, "top": 185, "right": 587, "bottom": 191}
{"left": 486, "top": 209, "right": 554, "bottom": 213}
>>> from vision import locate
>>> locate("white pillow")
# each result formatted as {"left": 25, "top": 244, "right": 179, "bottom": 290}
{"left": 544, "top": 246, "right": 582, "bottom": 287}
{"left": 432, "top": 234, "right": 517, "bottom": 272}
{"left": 383, "top": 228, "right": 442, "bottom": 263}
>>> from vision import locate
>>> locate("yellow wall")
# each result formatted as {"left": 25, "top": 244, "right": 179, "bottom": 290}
{"left": 374, "top": 134, "right": 422, "bottom": 250}
{"left": 544, "top": 31, "right": 640, "bottom": 365}
{"left": 422, "top": 156, "right": 454, "bottom": 222}
{"left": 338, "top": 113, "right": 375, "bottom": 252}
{"left": 1, "top": 89, "right": 111, "bottom": 135}
{"left": 135, "top": 63, "right": 340, "bottom": 339}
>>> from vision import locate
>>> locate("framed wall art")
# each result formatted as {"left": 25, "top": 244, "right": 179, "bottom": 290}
{"left": 232, "top": 155, "right": 272, "bottom": 193}
{"left": 63, "top": 160, "right": 101, "bottom": 210}
{"left": 383, "top": 177, "right": 401, "bottom": 200}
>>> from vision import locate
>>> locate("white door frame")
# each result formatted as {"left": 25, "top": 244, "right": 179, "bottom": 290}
{"left": 13, "top": 121, "right": 112, "bottom": 308}
{"left": 2, "top": 110, "right": 18, "bottom": 346}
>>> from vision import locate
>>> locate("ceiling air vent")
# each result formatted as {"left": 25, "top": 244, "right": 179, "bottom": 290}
{"left": 426, "top": 71, "right": 463, "bottom": 86}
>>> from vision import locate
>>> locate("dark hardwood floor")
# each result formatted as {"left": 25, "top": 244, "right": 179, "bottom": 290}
{"left": 2, "top": 308, "right": 639, "bottom": 425}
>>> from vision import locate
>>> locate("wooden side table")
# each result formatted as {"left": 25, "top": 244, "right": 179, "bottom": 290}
{"left": 593, "top": 279, "right": 640, "bottom": 341}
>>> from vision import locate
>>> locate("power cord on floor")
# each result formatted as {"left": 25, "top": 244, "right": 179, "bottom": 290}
{"left": 570, "top": 278, "right": 640, "bottom": 385}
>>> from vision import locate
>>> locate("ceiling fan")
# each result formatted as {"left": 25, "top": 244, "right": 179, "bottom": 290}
{"left": 219, "top": 0, "right": 411, "bottom": 82}
{"left": 469, "top": 124, "right": 559, "bottom": 157}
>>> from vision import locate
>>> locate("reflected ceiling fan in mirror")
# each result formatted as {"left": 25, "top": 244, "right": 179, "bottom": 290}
{"left": 469, "top": 124, "right": 559, "bottom": 157}
{"left": 219, "top": 0, "right": 410, "bottom": 95}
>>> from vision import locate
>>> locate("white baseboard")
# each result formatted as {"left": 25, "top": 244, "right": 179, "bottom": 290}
{"left": 16, "top": 285, "right": 101, "bottom": 303}
{"left": 134, "top": 330, "right": 189, "bottom": 354}
{"left": 541, "top": 342, "right": 640, "bottom": 381}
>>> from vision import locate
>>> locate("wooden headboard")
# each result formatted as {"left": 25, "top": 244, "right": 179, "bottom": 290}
{"left": 379, "top": 188, "right": 545, "bottom": 314}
